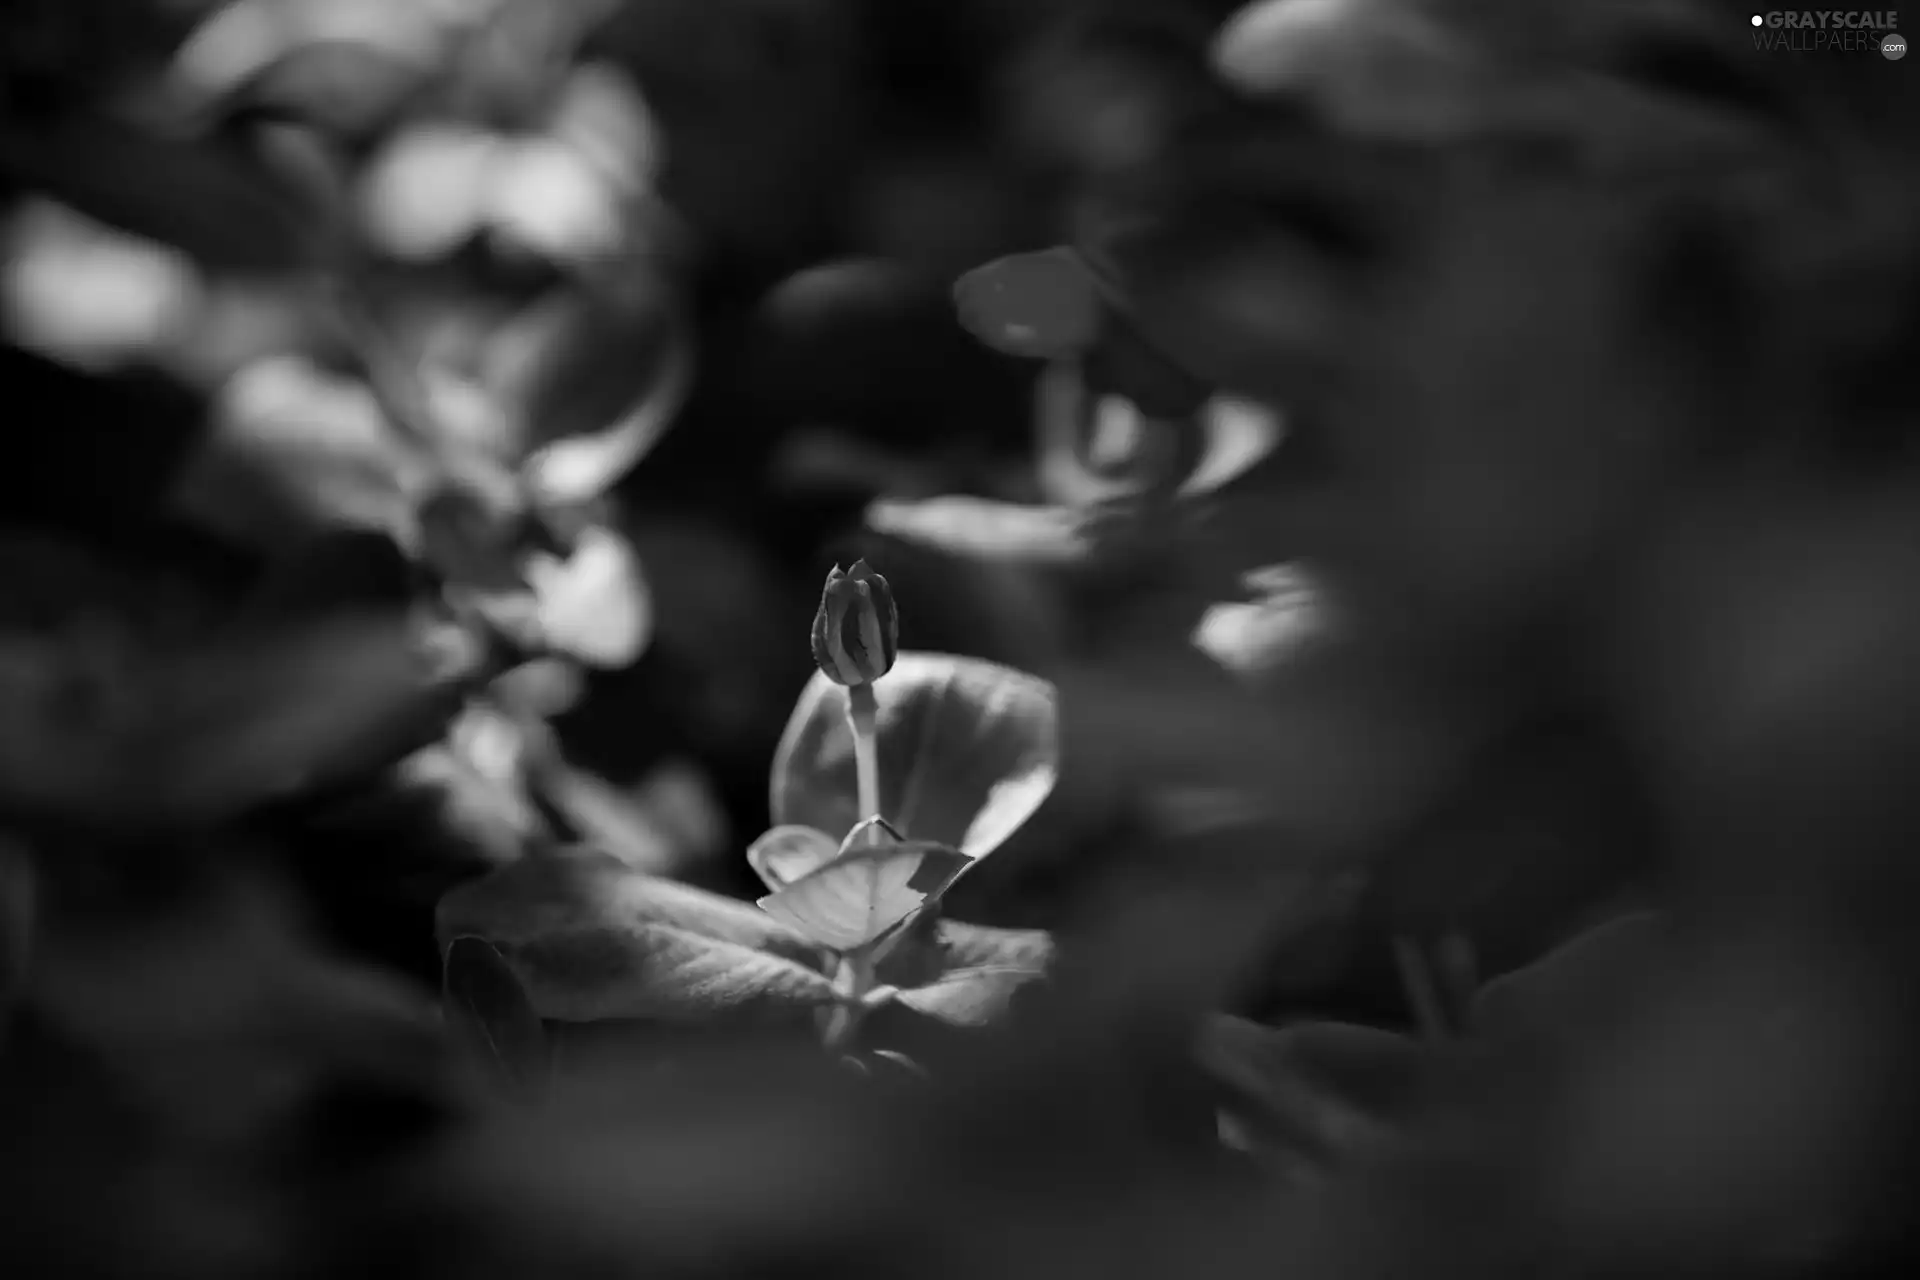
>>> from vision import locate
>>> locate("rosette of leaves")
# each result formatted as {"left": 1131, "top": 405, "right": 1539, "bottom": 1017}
{"left": 434, "top": 650, "right": 1059, "bottom": 1092}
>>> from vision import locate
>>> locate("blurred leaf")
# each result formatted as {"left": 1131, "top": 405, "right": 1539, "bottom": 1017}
{"left": 356, "top": 120, "right": 496, "bottom": 262}
{"left": 1, "top": 602, "right": 472, "bottom": 827}
{"left": 867, "top": 495, "right": 1098, "bottom": 566}
{"left": 397, "top": 732, "right": 539, "bottom": 868}
{"left": 225, "top": 39, "right": 434, "bottom": 138}
{"left": 627, "top": 758, "right": 730, "bottom": 869}
{"left": 1357, "top": 726, "right": 1652, "bottom": 976}
{"left": 771, "top": 652, "right": 1060, "bottom": 855}
{"left": 0, "top": 198, "right": 204, "bottom": 374}
{"left": 437, "top": 845, "right": 834, "bottom": 1024}
{"left": 746, "top": 824, "right": 840, "bottom": 893}
{"left": 525, "top": 525, "right": 652, "bottom": 668}
{"left": 417, "top": 479, "right": 528, "bottom": 592}
{"left": 131, "top": 610, "right": 473, "bottom": 823}
{"left": 31, "top": 873, "right": 444, "bottom": 1150}
{"left": 484, "top": 136, "right": 624, "bottom": 264}
{"left": 953, "top": 247, "right": 1103, "bottom": 359}
{"left": 0, "top": 116, "right": 314, "bottom": 272}
{"left": 172, "top": 0, "right": 445, "bottom": 101}
{"left": 236, "top": 528, "right": 416, "bottom": 623}
{"left": 539, "top": 763, "right": 679, "bottom": 876}
{"left": 1201, "top": 1015, "right": 1429, "bottom": 1172}
{"left": 895, "top": 965, "right": 1046, "bottom": 1027}
{"left": 1051, "top": 594, "right": 1501, "bottom": 863}
{"left": 1470, "top": 910, "right": 1667, "bottom": 1050}
{"left": 491, "top": 657, "right": 585, "bottom": 720}
{"left": 493, "top": 283, "right": 694, "bottom": 509}
{"left": 444, "top": 935, "right": 549, "bottom": 1100}
{"left": 1191, "top": 563, "right": 1319, "bottom": 676}
{"left": 1034, "top": 359, "right": 1167, "bottom": 507}
{"left": 171, "top": 354, "right": 423, "bottom": 553}
{"left": 758, "top": 842, "right": 971, "bottom": 953}
{"left": 1208, "top": 0, "right": 1498, "bottom": 142}
{"left": 549, "top": 61, "right": 661, "bottom": 195}
{"left": 865, "top": 1048, "right": 931, "bottom": 1079}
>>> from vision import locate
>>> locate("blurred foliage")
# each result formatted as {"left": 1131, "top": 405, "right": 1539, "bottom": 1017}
{"left": 2, "top": 0, "right": 1919, "bottom": 1277}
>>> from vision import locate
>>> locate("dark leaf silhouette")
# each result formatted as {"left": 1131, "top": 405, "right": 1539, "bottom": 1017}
{"left": 437, "top": 845, "right": 834, "bottom": 1024}
{"left": 491, "top": 284, "right": 694, "bottom": 509}
{"left": 1470, "top": 910, "right": 1668, "bottom": 1051}
{"left": 1201, "top": 1015, "right": 1431, "bottom": 1173}
{"left": 225, "top": 40, "right": 433, "bottom": 139}
{"left": 0, "top": 116, "right": 316, "bottom": 272}
{"left": 130, "top": 611, "right": 476, "bottom": 823}
{"left": 444, "top": 935, "right": 550, "bottom": 1100}
{"left": 952, "top": 247, "right": 1104, "bottom": 359}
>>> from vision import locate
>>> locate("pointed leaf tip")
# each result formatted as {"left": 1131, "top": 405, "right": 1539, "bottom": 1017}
{"left": 758, "top": 842, "right": 970, "bottom": 952}
{"left": 747, "top": 824, "right": 841, "bottom": 893}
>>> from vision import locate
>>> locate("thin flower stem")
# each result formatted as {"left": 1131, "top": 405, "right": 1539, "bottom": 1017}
{"left": 847, "top": 682, "right": 881, "bottom": 822}
{"left": 1393, "top": 933, "right": 1449, "bottom": 1042}
{"left": 822, "top": 950, "right": 878, "bottom": 1051}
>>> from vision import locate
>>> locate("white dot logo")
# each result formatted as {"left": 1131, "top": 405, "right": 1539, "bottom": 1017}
{"left": 1751, "top": 12, "right": 1764, "bottom": 25}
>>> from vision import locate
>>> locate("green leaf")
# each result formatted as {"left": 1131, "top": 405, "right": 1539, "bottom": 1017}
{"left": 526, "top": 525, "right": 652, "bottom": 668}
{"left": 894, "top": 965, "right": 1046, "bottom": 1027}
{"left": 745, "top": 825, "right": 840, "bottom": 893}
{"left": 771, "top": 652, "right": 1059, "bottom": 857}
{"left": 443, "top": 935, "right": 549, "bottom": 1100}
{"left": 757, "top": 843, "right": 971, "bottom": 952}
{"left": 437, "top": 845, "right": 834, "bottom": 1024}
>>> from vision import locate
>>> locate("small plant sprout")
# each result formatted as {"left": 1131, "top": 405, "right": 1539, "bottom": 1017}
{"left": 438, "top": 566, "right": 1056, "bottom": 1078}
{"left": 810, "top": 560, "right": 899, "bottom": 823}
{"left": 801, "top": 560, "right": 911, "bottom": 1049}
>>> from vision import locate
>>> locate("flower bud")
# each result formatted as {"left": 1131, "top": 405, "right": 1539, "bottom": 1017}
{"left": 811, "top": 559, "right": 899, "bottom": 686}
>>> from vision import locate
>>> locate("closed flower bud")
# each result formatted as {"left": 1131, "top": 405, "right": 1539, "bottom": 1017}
{"left": 811, "top": 559, "right": 899, "bottom": 686}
